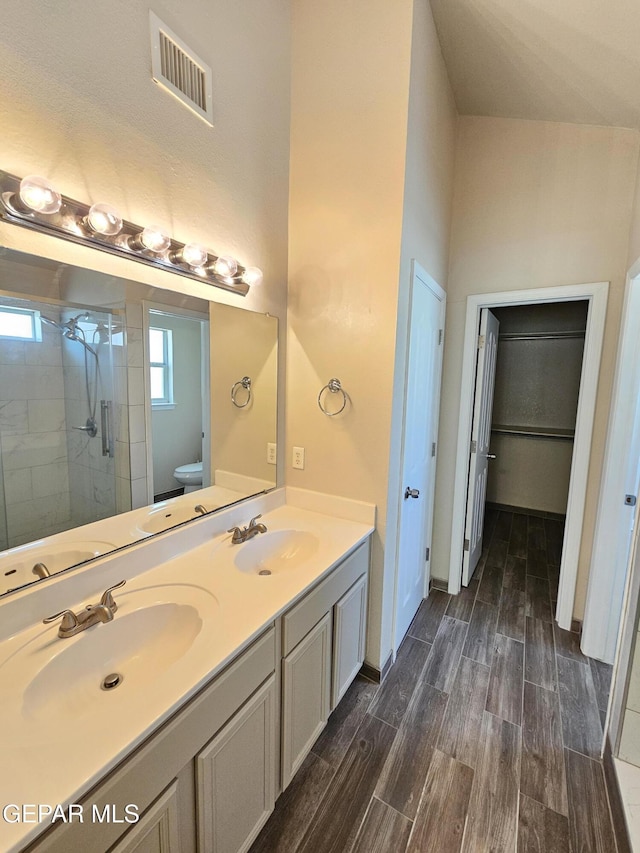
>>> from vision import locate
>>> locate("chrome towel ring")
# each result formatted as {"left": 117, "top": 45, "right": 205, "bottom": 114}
{"left": 318, "top": 378, "right": 349, "bottom": 416}
{"left": 231, "top": 376, "right": 252, "bottom": 408}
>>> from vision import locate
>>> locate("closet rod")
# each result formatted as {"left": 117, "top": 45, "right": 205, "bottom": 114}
{"left": 491, "top": 424, "right": 575, "bottom": 440}
{"left": 498, "top": 330, "right": 585, "bottom": 342}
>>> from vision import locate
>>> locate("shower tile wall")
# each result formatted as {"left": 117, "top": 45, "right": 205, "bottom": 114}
{"left": 0, "top": 323, "right": 71, "bottom": 548}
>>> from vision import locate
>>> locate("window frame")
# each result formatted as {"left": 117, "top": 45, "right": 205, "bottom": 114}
{"left": 0, "top": 306, "right": 43, "bottom": 342}
{"left": 149, "top": 326, "right": 175, "bottom": 408}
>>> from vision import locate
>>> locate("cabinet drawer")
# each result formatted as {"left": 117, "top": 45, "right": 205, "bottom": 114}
{"left": 282, "top": 541, "right": 369, "bottom": 656}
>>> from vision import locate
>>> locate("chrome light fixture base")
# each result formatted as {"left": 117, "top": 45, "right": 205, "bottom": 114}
{"left": 0, "top": 170, "right": 250, "bottom": 296}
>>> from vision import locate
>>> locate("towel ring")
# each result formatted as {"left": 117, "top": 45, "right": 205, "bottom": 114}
{"left": 318, "top": 378, "right": 349, "bottom": 416}
{"left": 231, "top": 376, "right": 252, "bottom": 408}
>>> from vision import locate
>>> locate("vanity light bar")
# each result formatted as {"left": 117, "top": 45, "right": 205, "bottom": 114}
{"left": 0, "top": 170, "right": 263, "bottom": 296}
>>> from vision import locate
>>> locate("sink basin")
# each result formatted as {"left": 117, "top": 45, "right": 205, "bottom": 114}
{"left": 3, "top": 583, "right": 218, "bottom": 724}
{"left": 233, "top": 530, "right": 319, "bottom": 575}
{"left": 0, "top": 540, "right": 116, "bottom": 594}
{"left": 137, "top": 504, "right": 210, "bottom": 535}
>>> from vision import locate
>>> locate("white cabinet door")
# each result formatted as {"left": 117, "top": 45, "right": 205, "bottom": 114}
{"left": 110, "top": 782, "right": 180, "bottom": 853}
{"left": 281, "top": 611, "right": 332, "bottom": 789}
{"left": 332, "top": 574, "right": 367, "bottom": 709}
{"left": 196, "top": 676, "right": 276, "bottom": 853}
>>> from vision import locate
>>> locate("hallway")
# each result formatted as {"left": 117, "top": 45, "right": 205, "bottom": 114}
{"left": 251, "top": 508, "right": 618, "bottom": 852}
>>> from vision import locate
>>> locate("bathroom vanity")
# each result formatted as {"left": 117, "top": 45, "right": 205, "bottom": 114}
{"left": 0, "top": 489, "right": 373, "bottom": 853}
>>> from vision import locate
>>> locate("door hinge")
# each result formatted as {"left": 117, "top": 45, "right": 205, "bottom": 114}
{"left": 625, "top": 494, "right": 637, "bottom": 506}
{"left": 470, "top": 439, "right": 477, "bottom": 453}
{"left": 463, "top": 538, "right": 470, "bottom": 552}
{"left": 478, "top": 334, "right": 485, "bottom": 349}
{"left": 432, "top": 442, "right": 436, "bottom": 457}
{"left": 425, "top": 547, "right": 430, "bottom": 561}
{"left": 438, "top": 329, "right": 443, "bottom": 345}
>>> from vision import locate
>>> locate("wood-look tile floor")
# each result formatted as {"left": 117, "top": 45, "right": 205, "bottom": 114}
{"left": 250, "top": 509, "right": 618, "bottom": 853}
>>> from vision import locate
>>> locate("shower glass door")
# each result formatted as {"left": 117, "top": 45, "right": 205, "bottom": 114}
{"left": 0, "top": 295, "right": 119, "bottom": 549}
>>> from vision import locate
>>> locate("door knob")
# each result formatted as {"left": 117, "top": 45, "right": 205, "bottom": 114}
{"left": 404, "top": 487, "right": 420, "bottom": 500}
{"left": 485, "top": 454, "right": 497, "bottom": 459}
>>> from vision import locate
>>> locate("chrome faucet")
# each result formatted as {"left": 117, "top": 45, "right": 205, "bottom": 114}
{"left": 194, "top": 504, "right": 209, "bottom": 516}
{"left": 227, "top": 515, "right": 268, "bottom": 545}
{"left": 43, "top": 580, "right": 126, "bottom": 638}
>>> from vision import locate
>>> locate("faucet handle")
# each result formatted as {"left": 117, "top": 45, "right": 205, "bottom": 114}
{"left": 43, "top": 609, "right": 78, "bottom": 632}
{"left": 100, "top": 579, "right": 126, "bottom": 612}
{"left": 249, "top": 514, "right": 263, "bottom": 527}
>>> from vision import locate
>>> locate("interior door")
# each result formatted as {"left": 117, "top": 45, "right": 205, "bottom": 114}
{"left": 462, "top": 308, "right": 499, "bottom": 585}
{"left": 394, "top": 265, "right": 445, "bottom": 649}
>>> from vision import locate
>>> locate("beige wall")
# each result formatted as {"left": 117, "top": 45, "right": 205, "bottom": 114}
{"left": 210, "top": 303, "right": 278, "bottom": 486}
{"left": 628, "top": 162, "right": 640, "bottom": 269}
{"left": 288, "top": 0, "right": 456, "bottom": 667}
{"left": 384, "top": 0, "right": 457, "bottom": 656}
{"left": 0, "top": 0, "right": 290, "bottom": 482}
{"left": 432, "top": 116, "right": 640, "bottom": 620}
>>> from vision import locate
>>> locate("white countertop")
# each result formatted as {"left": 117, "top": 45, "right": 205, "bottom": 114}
{"left": 0, "top": 497, "right": 373, "bottom": 853}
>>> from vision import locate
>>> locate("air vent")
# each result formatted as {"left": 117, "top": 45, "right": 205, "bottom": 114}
{"left": 150, "top": 12, "right": 213, "bottom": 126}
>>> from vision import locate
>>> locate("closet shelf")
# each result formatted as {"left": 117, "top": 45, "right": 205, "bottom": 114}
{"left": 491, "top": 424, "right": 575, "bottom": 440}
{"left": 498, "top": 330, "right": 585, "bottom": 342}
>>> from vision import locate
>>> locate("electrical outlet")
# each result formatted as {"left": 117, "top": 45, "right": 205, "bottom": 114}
{"left": 267, "top": 442, "right": 277, "bottom": 465}
{"left": 292, "top": 446, "right": 305, "bottom": 470}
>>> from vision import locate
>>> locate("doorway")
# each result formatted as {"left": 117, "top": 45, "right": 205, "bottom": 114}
{"left": 464, "top": 301, "right": 589, "bottom": 588}
{"left": 449, "top": 282, "right": 609, "bottom": 630}
{"left": 143, "top": 303, "right": 210, "bottom": 503}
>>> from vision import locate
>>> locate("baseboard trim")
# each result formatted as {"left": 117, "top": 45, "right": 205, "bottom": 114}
{"left": 430, "top": 578, "right": 449, "bottom": 593}
{"left": 486, "top": 501, "right": 566, "bottom": 521}
{"left": 603, "top": 735, "right": 633, "bottom": 853}
{"left": 361, "top": 652, "right": 393, "bottom": 684}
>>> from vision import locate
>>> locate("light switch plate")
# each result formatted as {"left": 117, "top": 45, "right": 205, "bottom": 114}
{"left": 267, "top": 443, "right": 277, "bottom": 465}
{"left": 292, "top": 446, "right": 305, "bottom": 469}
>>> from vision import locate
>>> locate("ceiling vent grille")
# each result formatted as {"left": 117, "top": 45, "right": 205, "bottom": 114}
{"left": 150, "top": 12, "right": 213, "bottom": 126}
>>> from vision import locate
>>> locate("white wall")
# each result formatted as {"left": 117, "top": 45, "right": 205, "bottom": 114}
{"left": 288, "top": 0, "right": 456, "bottom": 668}
{"left": 433, "top": 116, "right": 640, "bottom": 620}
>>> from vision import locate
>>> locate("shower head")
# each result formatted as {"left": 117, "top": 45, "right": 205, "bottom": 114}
{"left": 41, "top": 314, "right": 98, "bottom": 356}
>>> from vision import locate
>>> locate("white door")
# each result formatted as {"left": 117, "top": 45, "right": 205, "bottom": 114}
{"left": 583, "top": 276, "right": 640, "bottom": 661}
{"left": 394, "top": 264, "right": 446, "bottom": 649}
{"left": 462, "top": 308, "right": 499, "bottom": 586}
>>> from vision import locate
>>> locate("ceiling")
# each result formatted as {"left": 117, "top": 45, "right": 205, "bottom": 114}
{"left": 429, "top": 0, "right": 640, "bottom": 128}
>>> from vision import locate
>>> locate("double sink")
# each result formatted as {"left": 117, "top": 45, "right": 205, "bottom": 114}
{"left": 1, "top": 524, "right": 320, "bottom": 731}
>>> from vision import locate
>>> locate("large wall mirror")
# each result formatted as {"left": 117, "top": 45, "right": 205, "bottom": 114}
{"left": 0, "top": 246, "right": 278, "bottom": 597}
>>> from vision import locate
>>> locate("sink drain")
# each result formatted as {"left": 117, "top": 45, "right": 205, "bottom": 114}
{"left": 258, "top": 569, "right": 271, "bottom": 576}
{"left": 101, "top": 672, "right": 123, "bottom": 691}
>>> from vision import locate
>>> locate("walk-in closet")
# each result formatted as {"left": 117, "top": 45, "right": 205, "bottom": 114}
{"left": 486, "top": 300, "right": 589, "bottom": 517}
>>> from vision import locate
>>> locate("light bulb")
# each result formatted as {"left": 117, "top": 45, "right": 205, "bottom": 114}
{"left": 211, "top": 255, "right": 238, "bottom": 278}
{"left": 180, "top": 243, "right": 208, "bottom": 268}
{"left": 241, "top": 266, "right": 263, "bottom": 287}
{"left": 139, "top": 225, "right": 171, "bottom": 253}
{"left": 18, "top": 175, "right": 62, "bottom": 215}
{"left": 86, "top": 203, "right": 122, "bottom": 236}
